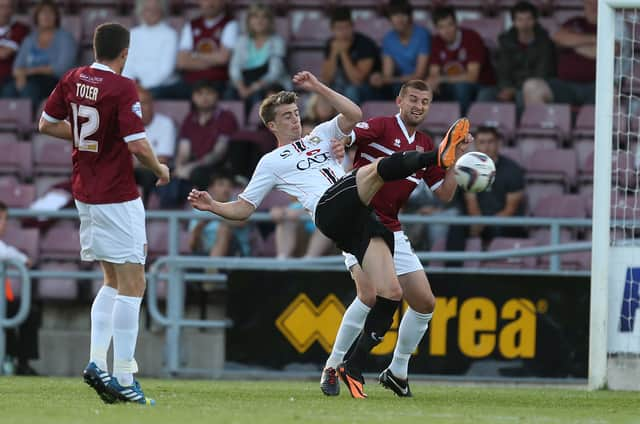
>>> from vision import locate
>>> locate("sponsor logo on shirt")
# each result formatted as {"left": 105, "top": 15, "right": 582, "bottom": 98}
{"left": 393, "top": 138, "right": 401, "bottom": 147}
{"left": 132, "top": 102, "right": 142, "bottom": 118}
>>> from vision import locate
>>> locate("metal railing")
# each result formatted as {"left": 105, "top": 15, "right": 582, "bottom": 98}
{"left": 4, "top": 208, "right": 593, "bottom": 376}
{"left": 0, "top": 259, "right": 31, "bottom": 375}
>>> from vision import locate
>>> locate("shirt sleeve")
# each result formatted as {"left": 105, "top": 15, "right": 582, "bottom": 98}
{"left": 118, "top": 80, "right": 147, "bottom": 143}
{"left": 0, "top": 240, "right": 28, "bottom": 264}
{"left": 237, "top": 156, "right": 276, "bottom": 208}
{"left": 349, "top": 117, "right": 384, "bottom": 148}
{"left": 42, "top": 79, "right": 68, "bottom": 122}
{"left": 221, "top": 20, "right": 239, "bottom": 50}
{"left": 179, "top": 22, "right": 193, "bottom": 51}
{"left": 310, "top": 114, "right": 349, "bottom": 143}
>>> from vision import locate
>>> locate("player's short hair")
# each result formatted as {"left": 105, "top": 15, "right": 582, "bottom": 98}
{"left": 387, "top": 0, "right": 413, "bottom": 20}
{"left": 476, "top": 125, "right": 501, "bottom": 140}
{"left": 259, "top": 91, "right": 298, "bottom": 125}
{"left": 511, "top": 1, "right": 538, "bottom": 20}
{"left": 135, "top": 0, "right": 169, "bottom": 20}
{"left": 93, "top": 23, "right": 130, "bottom": 62}
{"left": 399, "top": 80, "right": 431, "bottom": 97}
{"left": 330, "top": 6, "right": 352, "bottom": 26}
{"left": 246, "top": 3, "right": 275, "bottom": 37}
{"left": 33, "top": 0, "right": 61, "bottom": 28}
{"left": 432, "top": 6, "right": 456, "bottom": 25}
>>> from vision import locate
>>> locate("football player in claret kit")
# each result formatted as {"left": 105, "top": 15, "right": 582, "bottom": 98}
{"left": 188, "top": 73, "right": 470, "bottom": 394}
{"left": 38, "top": 23, "right": 169, "bottom": 405}
{"left": 321, "top": 81, "right": 471, "bottom": 398}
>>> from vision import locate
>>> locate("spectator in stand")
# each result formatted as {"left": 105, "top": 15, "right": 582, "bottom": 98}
{"left": 446, "top": 126, "right": 526, "bottom": 262}
{"left": 304, "top": 93, "right": 337, "bottom": 124}
{"left": 176, "top": 0, "right": 238, "bottom": 98}
{"left": 158, "top": 80, "right": 238, "bottom": 208}
{"left": 229, "top": 3, "right": 290, "bottom": 118}
{"left": 320, "top": 6, "right": 380, "bottom": 103}
{"left": 123, "top": 0, "right": 179, "bottom": 99}
{"left": 477, "top": 1, "right": 556, "bottom": 110}
{"left": 542, "top": 0, "right": 597, "bottom": 106}
{"left": 370, "top": 0, "right": 430, "bottom": 99}
{"left": 2, "top": 0, "right": 76, "bottom": 107}
{"left": 189, "top": 172, "right": 250, "bottom": 257}
{"left": 134, "top": 86, "right": 176, "bottom": 204}
{"left": 0, "top": 201, "right": 40, "bottom": 375}
{"left": 427, "top": 6, "right": 495, "bottom": 115}
{"left": 0, "top": 0, "right": 30, "bottom": 93}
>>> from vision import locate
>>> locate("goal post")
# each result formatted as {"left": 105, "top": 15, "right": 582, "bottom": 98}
{"left": 591, "top": 0, "right": 640, "bottom": 390}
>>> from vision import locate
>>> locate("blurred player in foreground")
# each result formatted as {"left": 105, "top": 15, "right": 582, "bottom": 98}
{"left": 39, "top": 22, "right": 169, "bottom": 405}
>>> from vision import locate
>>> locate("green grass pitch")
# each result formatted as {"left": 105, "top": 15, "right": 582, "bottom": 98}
{"left": 1, "top": 377, "right": 639, "bottom": 424}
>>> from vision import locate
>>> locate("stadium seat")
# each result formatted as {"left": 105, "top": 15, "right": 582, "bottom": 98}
{"left": 80, "top": 9, "right": 133, "bottom": 46}
{"left": 573, "top": 105, "right": 595, "bottom": 140}
{"left": 288, "top": 49, "right": 325, "bottom": 76}
{"left": 524, "top": 147, "right": 578, "bottom": 188}
{"left": 32, "top": 134, "right": 73, "bottom": 176}
{"left": 516, "top": 137, "right": 557, "bottom": 159}
{"left": 218, "top": 100, "right": 245, "bottom": 128}
{"left": 525, "top": 182, "right": 564, "bottom": 213}
{"left": 353, "top": 17, "right": 391, "bottom": 44}
{"left": 532, "top": 193, "right": 588, "bottom": 218}
{"left": 147, "top": 220, "right": 191, "bottom": 258}
{"left": 154, "top": 100, "right": 191, "bottom": 126}
{"left": 467, "top": 102, "right": 516, "bottom": 140}
{"left": 499, "top": 146, "right": 522, "bottom": 166}
{"left": 3, "top": 226, "right": 40, "bottom": 263}
{"left": 463, "top": 237, "right": 482, "bottom": 268}
{"left": 40, "top": 221, "right": 81, "bottom": 261}
{"left": 0, "top": 99, "right": 32, "bottom": 134}
{"left": 0, "top": 184, "right": 35, "bottom": 208}
{"left": 576, "top": 143, "right": 594, "bottom": 183}
{"left": 0, "top": 139, "right": 32, "bottom": 179}
{"left": 459, "top": 16, "right": 505, "bottom": 50}
{"left": 37, "top": 262, "right": 80, "bottom": 301}
{"left": 34, "top": 176, "right": 70, "bottom": 198}
{"left": 361, "top": 101, "right": 398, "bottom": 120}
{"left": 518, "top": 104, "right": 571, "bottom": 141}
{"left": 418, "top": 102, "right": 460, "bottom": 137}
{"left": 289, "top": 15, "right": 330, "bottom": 48}
{"left": 483, "top": 237, "right": 537, "bottom": 269}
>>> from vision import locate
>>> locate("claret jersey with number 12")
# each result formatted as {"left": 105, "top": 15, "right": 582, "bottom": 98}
{"left": 42, "top": 62, "right": 146, "bottom": 204}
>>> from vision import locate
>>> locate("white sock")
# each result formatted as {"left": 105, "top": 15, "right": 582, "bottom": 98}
{"left": 325, "top": 297, "right": 370, "bottom": 369}
{"left": 112, "top": 295, "right": 142, "bottom": 387}
{"left": 90, "top": 285, "right": 117, "bottom": 370}
{"left": 388, "top": 308, "right": 432, "bottom": 380}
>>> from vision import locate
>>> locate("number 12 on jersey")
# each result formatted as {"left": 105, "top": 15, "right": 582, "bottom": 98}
{"left": 71, "top": 102, "right": 100, "bottom": 153}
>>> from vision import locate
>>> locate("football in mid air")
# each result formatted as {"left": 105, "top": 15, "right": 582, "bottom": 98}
{"left": 454, "top": 152, "right": 496, "bottom": 193}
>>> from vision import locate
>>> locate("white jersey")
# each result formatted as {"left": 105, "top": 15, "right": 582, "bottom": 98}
{"left": 238, "top": 115, "right": 348, "bottom": 219}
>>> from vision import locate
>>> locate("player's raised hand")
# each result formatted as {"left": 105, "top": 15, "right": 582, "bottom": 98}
{"left": 292, "top": 71, "right": 320, "bottom": 91}
{"left": 331, "top": 138, "right": 346, "bottom": 162}
{"left": 155, "top": 164, "right": 170, "bottom": 186}
{"left": 188, "top": 189, "right": 214, "bottom": 212}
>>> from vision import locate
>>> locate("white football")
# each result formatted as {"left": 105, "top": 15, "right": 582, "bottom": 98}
{"left": 454, "top": 152, "right": 496, "bottom": 193}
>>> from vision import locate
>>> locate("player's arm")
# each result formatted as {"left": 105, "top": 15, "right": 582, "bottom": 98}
{"left": 293, "top": 71, "right": 362, "bottom": 134}
{"left": 189, "top": 190, "right": 256, "bottom": 221}
{"left": 38, "top": 117, "right": 73, "bottom": 141}
{"left": 128, "top": 138, "right": 170, "bottom": 185}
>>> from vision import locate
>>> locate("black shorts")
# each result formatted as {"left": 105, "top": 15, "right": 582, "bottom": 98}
{"left": 314, "top": 170, "right": 394, "bottom": 266}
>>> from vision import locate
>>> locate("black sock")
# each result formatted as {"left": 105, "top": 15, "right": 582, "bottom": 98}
{"left": 346, "top": 296, "right": 400, "bottom": 372}
{"left": 376, "top": 151, "right": 438, "bottom": 181}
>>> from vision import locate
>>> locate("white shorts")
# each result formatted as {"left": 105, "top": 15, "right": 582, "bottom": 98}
{"left": 343, "top": 231, "right": 423, "bottom": 276}
{"left": 75, "top": 198, "right": 147, "bottom": 264}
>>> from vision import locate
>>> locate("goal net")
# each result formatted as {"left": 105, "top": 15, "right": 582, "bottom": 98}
{"left": 592, "top": 0, "right": 640, "bottom": 390}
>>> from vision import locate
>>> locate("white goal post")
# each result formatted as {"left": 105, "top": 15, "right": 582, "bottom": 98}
{"left": 591, "top": 0, "right": 640, "bottom": 390}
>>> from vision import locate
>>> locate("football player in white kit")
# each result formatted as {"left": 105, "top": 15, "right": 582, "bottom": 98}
{"left": 188, "top": 72, "right": 470, "bottom": 397}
